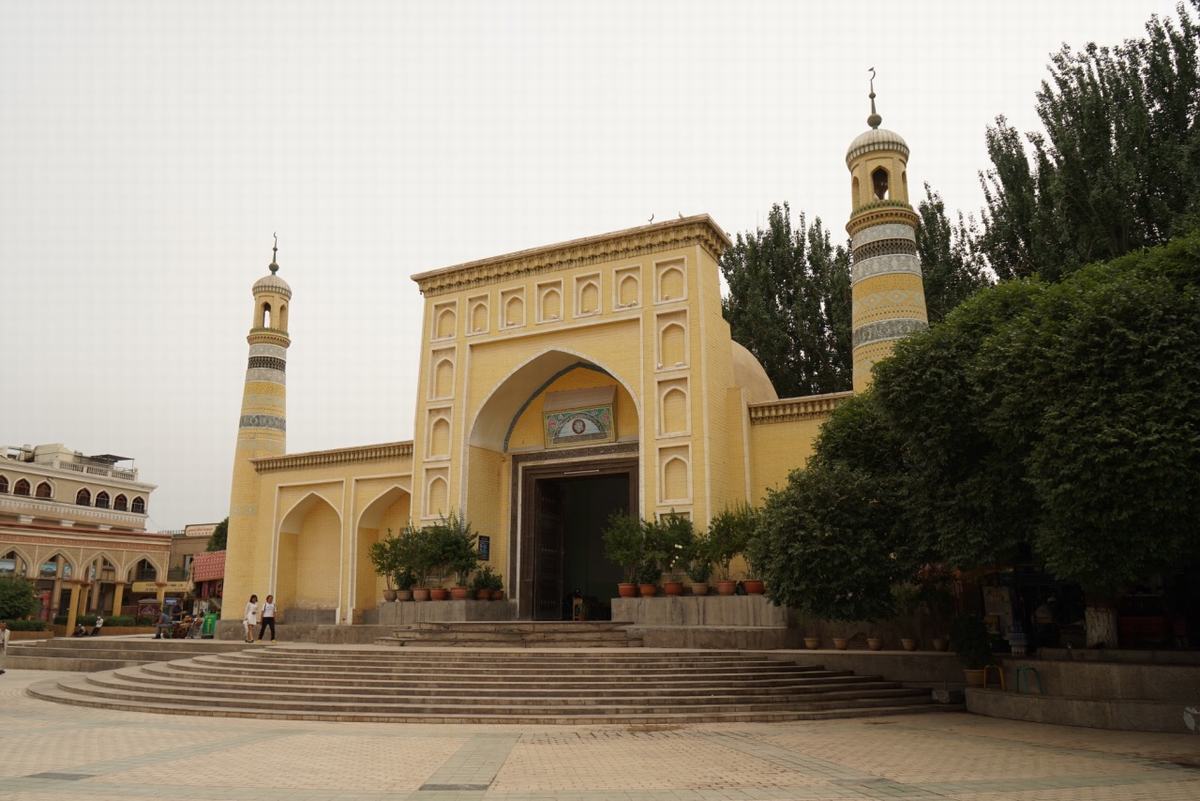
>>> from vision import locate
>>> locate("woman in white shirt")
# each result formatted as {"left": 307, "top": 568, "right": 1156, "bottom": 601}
{"left": 258, "top": 595, "right": 277, "bottom": 642}
{"left": 243, "top": 595, "right": 258, "bottom": 643}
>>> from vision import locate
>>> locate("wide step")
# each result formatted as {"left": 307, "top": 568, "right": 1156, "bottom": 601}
{"left": 28, "top": 644, "right": 941, "bottom": 724}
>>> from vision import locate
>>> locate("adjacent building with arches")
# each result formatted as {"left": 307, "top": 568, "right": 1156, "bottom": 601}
{"left": 0, "top": 443, "right": 167, "bottom": 631}
{"left": 222, "top": 106, "right": 928, "bottom": 626}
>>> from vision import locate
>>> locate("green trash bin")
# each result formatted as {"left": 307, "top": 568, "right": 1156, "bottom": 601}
{"left": 201, "top": 613, "right": 218, "bottom": 639}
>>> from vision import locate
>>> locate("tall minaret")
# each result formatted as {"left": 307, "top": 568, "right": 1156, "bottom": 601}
{"left": 846, "top": 71, "right": 928, "bottom": 392}
{"left": 222, "top": 237, "right": 291, "bottom": 620}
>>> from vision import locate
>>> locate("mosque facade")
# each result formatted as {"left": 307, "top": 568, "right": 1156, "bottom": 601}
{"left": 221, "top": 107, "right": 926, "bottom": 625}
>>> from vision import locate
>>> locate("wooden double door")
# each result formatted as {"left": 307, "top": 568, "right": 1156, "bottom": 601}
{"left": 518, "top": 458, "right": 637, "bottom": 620}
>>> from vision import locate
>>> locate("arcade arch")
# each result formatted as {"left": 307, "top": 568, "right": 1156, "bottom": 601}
{"left": 354, "top": 485, "right": 411, "bottom": 615}
{"left": 275, "top": 492, "right": 341, "bottom": 619}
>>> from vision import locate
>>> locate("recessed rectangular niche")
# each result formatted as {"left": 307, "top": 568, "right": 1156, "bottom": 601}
{"left": 655, "top": 258, "right": 687, "bottom": 304}
{"left": 574, "top": 273, "right": 601, "bottom": 317}
{"left": 536, "top": 280, "right": 563, "bottom": 323}
{"left": 423, "top": 466, "right": 449, "bottom": 519}
{"left": 428, "top": 348, "right": 456, "bottom": 400}
{"left": 658, "top": 444, "right": 691, "bottom": 504}
{"left": 614, "top": 265, "right": 641, "bottom": 309}
{"left": 466, "top": 294, "right": 489, "bottom": 336}
{"left": 656, "top": 310, "right": 688, "bottom": 370}
{"left": 431, "top": 301, "right": 457, "bottom": 341}
{"left": 656, "top": 508, "right": 691, "bottom": 522}
{"left": 657, "top": 377, "right": 689, "bottom": 437}
{"left": 426, "top": 409, "right": 452, "bottom": 460}
{"left": 499, "top": 287, "right": 525, "bottom": 330}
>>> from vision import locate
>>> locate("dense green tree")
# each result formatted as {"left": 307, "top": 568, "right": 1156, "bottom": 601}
{"left": 0, "top": 575, "right": 38, "bottom": 620}
{"left": 206, "top": 517, "right": 228, "bottom": 552}
{"left": 914, "top": 185, "right": 991, "bottom": 322}
{"left": 720, "top": 203, "right": 852, "bottom": 396}
{"left": 979, "top": 1, "right": 1200, "bottom": 280}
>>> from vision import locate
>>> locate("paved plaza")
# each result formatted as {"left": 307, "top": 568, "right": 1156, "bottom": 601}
{"left": 1, "top": 670, "right": 1198, "bottom": 801}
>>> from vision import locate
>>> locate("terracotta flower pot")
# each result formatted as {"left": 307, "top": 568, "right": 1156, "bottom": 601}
{"left": 867, "top": 637, "right": 882, "bottom": 651}
{"left": 638, "top": 583, "right": 657, "bottom": 598}
{"left": 901, "top": 637, "right": 917, "bottom": 651}
{"left": 618, "top": 583, "right": 637, "bottom": 598}
{"left": 963, "top": 668, "right": 986, "bottom": 687}
{"left": 716, "top": 580, "right": 737, "bottom": 596}
{"left": 664, "top": 580, "right": 683, "bottom": 596}
{"left": 383, "top": 589, "right": 397, "bottom": 602}
{"left": 491, "top": 590, "right": 505, "bottom": 601}
{"left": 412, "top": 588, "right": 431, "bottom": 602}
{"left": 744, "top": 579, "right": 765, "bottom": 595}
{"left": 931, "top": 637, "right": 949, "bottom": 652}
{"left": 450, "top": 586, "right": 469, "bottom": 601}
{"left": 832, "top": 637, "right": 849, "bottom": 650}
{"left": 691, "top": 582, "right": 709, "bottom": 597}
{"left": 396, "top": 589, "right": 413, "bottom": 602}
{"left": 430, "top": 588, "right": 449, "bottom": 601}
{"left": 476, "top": 589, "right": 491, "bottom": 600}
{"left": 804, "top": 637, "right": 820, "bottom": 650}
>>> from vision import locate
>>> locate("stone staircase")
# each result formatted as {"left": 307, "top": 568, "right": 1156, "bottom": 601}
{"left": 380, "top": 620, "right": 644, "bottom": 648}
{"left": 29, "top": 645, "right": 943, "bottom": 724}
{"left": 6, "top": 637, "right": 251, "bottom": 672}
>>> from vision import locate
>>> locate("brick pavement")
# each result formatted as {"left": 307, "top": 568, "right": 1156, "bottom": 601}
{"left": 1, "top": 670, "right": 1197, "bottom": 800}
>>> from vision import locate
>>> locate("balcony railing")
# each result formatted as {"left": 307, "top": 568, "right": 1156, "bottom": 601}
{"left": 57, "top": 460, "right": 138, "bottom": 481}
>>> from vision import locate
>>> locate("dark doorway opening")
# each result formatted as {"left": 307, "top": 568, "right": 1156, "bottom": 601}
{"left": 520, "top": 458, "right": 636, "bottom": 620}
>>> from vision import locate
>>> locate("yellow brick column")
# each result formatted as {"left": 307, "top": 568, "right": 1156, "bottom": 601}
{"left": 155, "top": 581, "right": 167, "bottom": 607}
{"left": 111, "top": 582, "right": 125, "bottom": 616}
{"left": 63, "top": 582, "right": 81, "bottom": 637}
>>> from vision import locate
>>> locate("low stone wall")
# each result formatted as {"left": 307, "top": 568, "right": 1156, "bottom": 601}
{"left": 967, "top": 688, "right": 1198, "bottom": 734}
{"left": 1038, "top": 647, "right": 1200, "bottom": 665}
{"left": 49, "top": 625, "right": 156, "bottom": 637}
{"left": 612, "top": 595, "right": 788, "bottom": 627}
{"left": 372, "top": 600, "right": 517, "bottom": 625}
{"left": 998, "top": 657, "right": 1200, "bottom": 703}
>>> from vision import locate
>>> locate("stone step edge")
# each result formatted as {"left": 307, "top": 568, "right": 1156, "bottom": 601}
{"left": 29, "top": 682, "right": 946, "bottom": 725}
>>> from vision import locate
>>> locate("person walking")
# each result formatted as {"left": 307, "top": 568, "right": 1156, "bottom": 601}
{"left": 242, "top": 594, "right": 258, "bottom": 643}
{"left": 0, "top": 621, "right": 9, "bottom": 675}
{"left": 258, "top": 595, "right": 277, "bottom": 642}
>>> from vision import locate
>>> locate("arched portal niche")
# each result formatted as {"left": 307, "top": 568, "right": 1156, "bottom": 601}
{"left": 275, "top": 493, "right": 341, "bottom": 620}
{"left": 355, "top": 486, "right": 411, "bottom": 614}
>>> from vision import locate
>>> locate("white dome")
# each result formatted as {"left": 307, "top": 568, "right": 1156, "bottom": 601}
{"left": 845, "top": 127, "right": 909, "bottom": 166}
{"left": 252, "top": 272, "right": 292, "bottom": 299}
{"left": 731, "top": 341, "right": 778, "bottom": 403}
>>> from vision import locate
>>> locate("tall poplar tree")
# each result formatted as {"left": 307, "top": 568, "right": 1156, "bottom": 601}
{"left": 979, "top": 1, "right": 1200, "bottom": 280}
{"left": 720, "top": 204, "right": 851, "bottom": 397}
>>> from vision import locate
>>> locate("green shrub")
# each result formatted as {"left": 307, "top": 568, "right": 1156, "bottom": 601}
{"left": 0, "top": 576, "right": 38, "bottom": 620}
{"left": 602, "top": 513, "right": 644, "bottom": 584}
{"left": 470, "top": 565, "right": 503, "bottom": 592}
{"left": 107, "top": 615, "right": 136, "bottom": 627}
{"left": 707, "top": 504, "right": 758, "bottom": 580}
{"left": 2, "top": 618, "right": 47, "bottom": 631}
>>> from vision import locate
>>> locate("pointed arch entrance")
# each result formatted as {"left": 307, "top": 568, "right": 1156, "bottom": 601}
{"left": 275, "top": 492, "right": 341, "bottom": 621}
{"left": 354, "top": 485, "right": 411, "bottom": 616}
{"left": 467, "top": 349, "right": 641, "bottom": 620}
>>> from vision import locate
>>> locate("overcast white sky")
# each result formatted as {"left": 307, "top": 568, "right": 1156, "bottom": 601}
{"left": 0, "top": 0, "right": 1180, "bottom": 530}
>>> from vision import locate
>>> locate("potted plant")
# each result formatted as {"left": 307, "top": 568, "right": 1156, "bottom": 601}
{"left": 602, "top": 513, "right": 644, "bottom": 599}
{"left": 394, "top": 568, "right": 416, "bottom": 602}
{"left": 471, "top": 566, "right": 501, "bottom": 600}
{"left": 651, "top": 514, "right": 693, "bottom": 596}
{"left": 368, "top": 528, "right": 403, "bottom": 602}
{"left": 707, "top": 504, "right": 757, "bottom": 594}
{"left": 919, "top": 567, "right": 956, "bottom": 651}
{"left": 832, "top": 636, "right": 849, "bottom": 650}
{"left": 400, "top": 524, "right": 434, "bottom": 601}
{"left": 686, "top": 555, "right": 712, "bottom": 597}
{"left": 490, "top": 572, "right": 505, "bottom": 600}
{"left": 803, "top": 635, "right": 821, "bottom": 649}
{"left": 636, "top": 560, "right": 660, "bottom": 597}
{"left": 950, "top": 614, "right": 994, "bottom": 687}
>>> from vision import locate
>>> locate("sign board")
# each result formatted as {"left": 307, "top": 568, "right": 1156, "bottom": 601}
{"left": 543, "top": 386, "right": 616, "bottom": 449}
{"left": 131, "top": 580, "right": 191, "bottom": 594}
{"left": 478, "top": 535, "right": 490, "bottom": 561}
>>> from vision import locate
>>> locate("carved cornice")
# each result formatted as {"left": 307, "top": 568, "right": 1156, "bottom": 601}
{"left": 0, "top": 495, "right": 148, "bottom": 527}
{"left": 411, "top": 215, "right": 732, "bottom": 297}
{"left": 748, "top": 391, "right": 853, "bottom": 425}
{"left": 247, "top": 329, "right": 291, "bottom": 348}
{"left": 253, "top": 441, "right": 414, "bottom": 473}
{"left": 846, "top": 203, "right": 919, "bottom": 238}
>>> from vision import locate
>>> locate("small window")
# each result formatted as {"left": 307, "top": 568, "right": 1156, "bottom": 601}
{"left": 76, "top": 488, "right": 91, "bottom": 506}
{"left": 0, "top": 476, "right": 8, "bottom": 494}
{"left": 95, "top": 491, "right": 110, "bottom": 509}
{"left": 871, "top": 167, "right": 889, "bottom": 200}
{"left": 131, "top": 496, "right": 146, "bottom": 514}
{"left": 113, "top": 494, "right": 128, "bottom": 511}
{"left": 35, "top": 481, "right": 52, "bottom": 498}
{"left": 14, "top": 479, "right": 30, "bottom": 496}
